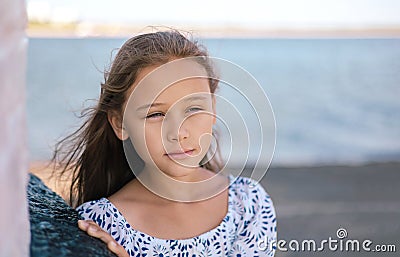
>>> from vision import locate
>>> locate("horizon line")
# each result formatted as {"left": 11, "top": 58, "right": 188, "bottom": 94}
{"left": 27, "top": 25, "right": 400, "bottom": 39}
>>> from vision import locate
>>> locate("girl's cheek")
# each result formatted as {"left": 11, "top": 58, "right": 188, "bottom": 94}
{"left": 190, "top": 112, "right": 214, "bottom": 124}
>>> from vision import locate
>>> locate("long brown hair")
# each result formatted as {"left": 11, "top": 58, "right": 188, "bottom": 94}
{"left": 52, "top": 30, "right": 223, "bottom": 207}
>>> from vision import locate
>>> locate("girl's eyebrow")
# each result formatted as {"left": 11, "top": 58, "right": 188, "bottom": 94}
{"left": 182, "top": 95, "right": 208, "bottom": 103}
{"left": 136, "top": 102, "right": 165, "bottom": 111}
{"left": 136, "top": 95, "right": 208, "bottom": 111}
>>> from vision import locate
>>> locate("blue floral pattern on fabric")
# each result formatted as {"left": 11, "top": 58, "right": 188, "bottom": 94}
{"left": 76, "top": 175, "right": 277, "bottom": 256}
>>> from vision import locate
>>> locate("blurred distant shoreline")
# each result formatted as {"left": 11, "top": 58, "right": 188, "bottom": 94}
{"left": 27, "top": 23, "right": 400, "bottom": 38}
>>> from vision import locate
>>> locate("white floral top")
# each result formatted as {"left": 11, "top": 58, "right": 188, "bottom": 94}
{"left": 76, "top": 175, "right": 277, "bottom": 256}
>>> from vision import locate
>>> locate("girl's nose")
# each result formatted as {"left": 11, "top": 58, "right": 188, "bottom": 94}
{"left": 165, "top": 116, "right": 190, "bottom": 142}
{"left": 172, "top": 128, "right": 189, "bottom": 142}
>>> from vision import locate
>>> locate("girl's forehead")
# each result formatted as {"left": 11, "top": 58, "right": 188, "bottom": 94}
{"left": 125, "top": 59, "right": 211, "bottom": 108}
{"left": 154, "top": 78, "right": 211, "bottom": 102}
{"left": 130, "top": 59, "right": 208, "bottom": 90}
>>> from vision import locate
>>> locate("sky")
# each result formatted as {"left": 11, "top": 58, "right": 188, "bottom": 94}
{"left": 27, "top": 0, "right": 400, "bottom": 29}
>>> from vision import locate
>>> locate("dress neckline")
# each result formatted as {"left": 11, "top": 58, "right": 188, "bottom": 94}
{"left": 102, "top": 174, "right": 235, "bottom": 242}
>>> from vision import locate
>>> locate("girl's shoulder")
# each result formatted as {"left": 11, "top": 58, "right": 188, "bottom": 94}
{"left": 228, "top": 174, "right": 275, "bottom": 219}
{"left": 229, "top": 175, "right": 272, "bottom": 201}
{"left": 76, "top": 198, "right": 123, "bottom": 232}
{"left": 76, "top": 197, "right": 114, "bottom": 214}
{"left": 77, "top": 198, "right": 137, "bottom": 247}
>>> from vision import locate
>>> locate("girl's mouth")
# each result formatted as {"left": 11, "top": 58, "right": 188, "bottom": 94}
{"left": 165, "top": 149, "right": 194, "bottom": 160}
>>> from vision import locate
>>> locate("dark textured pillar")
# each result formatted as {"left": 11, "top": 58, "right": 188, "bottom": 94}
{"left": 28, "top": 173, "right": 116, "bottom": 257}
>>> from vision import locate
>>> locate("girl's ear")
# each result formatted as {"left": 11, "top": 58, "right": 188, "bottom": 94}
{"left": 108, "top": 112, "right": 129, "bottom": 141}
{"left": 211, "top": 95, "right": 217, "bottom": 125}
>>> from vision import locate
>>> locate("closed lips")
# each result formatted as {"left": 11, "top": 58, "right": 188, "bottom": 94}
{"left": 165, "top": 150, "right": 194, "bottom": 160}
{"left": 166, "top": 149, "right": 194, "bottom": 155}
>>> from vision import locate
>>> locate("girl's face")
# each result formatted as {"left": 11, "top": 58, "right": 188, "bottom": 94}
{"left": 113, "top": 60, "right": 216, "bottom": 180}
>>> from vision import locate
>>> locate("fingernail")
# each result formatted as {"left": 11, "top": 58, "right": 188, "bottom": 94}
{"left": 110, "top": 241, "right": 117, "bottom": 248}
{"left": 78, "top": 220, "right": 88, "bottom": 228}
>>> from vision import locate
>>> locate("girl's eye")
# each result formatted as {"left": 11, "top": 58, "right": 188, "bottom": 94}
{"left": 187, "top": 107, "right": 203, "bottom": 113}
{"left": 146, "top": 112, "right": 164, "bottom": 119}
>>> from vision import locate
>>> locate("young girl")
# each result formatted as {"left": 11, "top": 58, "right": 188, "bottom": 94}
{"left": 53, "top": 30, "right": 276, "bottom": 256}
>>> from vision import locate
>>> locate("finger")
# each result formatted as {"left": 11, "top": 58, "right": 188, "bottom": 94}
{"left": 86, "top": 224, "right": 107, "bottom": 239}
{"left": 107, "top": 240, "right": 130, "bottom": 257}
{"left": 86, "top": 226, "right": 129, "bottom": 257}
{"left": 78, "top": 220, "right": 100, "bottom": 232}
{"left": 78, "top": 220, "right": 129, "bottom": 257}
{"left": 77, "top": 220, "right": 90, "bottom": 232}
{"left": 78, "top": 220, "right": 109, "bottom": 242}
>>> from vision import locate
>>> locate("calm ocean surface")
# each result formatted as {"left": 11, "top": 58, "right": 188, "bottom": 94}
{"left": 27, "top": 38, "right": 400, "bottom": 166}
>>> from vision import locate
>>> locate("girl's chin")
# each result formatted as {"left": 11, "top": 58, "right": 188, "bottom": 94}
{"left": 159, "top": 164, "right": 201, "bottom": 179}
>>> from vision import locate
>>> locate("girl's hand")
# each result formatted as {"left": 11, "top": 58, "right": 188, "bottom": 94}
{"left": 78, "top": 220, "right": 129, "bottom": 257}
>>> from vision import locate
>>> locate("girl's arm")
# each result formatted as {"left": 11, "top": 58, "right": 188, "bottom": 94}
{"left": 78, "top": 220, "right": 129, "bottom": 257}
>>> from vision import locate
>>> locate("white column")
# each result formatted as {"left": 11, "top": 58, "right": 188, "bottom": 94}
{"left": 0, "top": 0, "right": 30, "bottom": 256}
